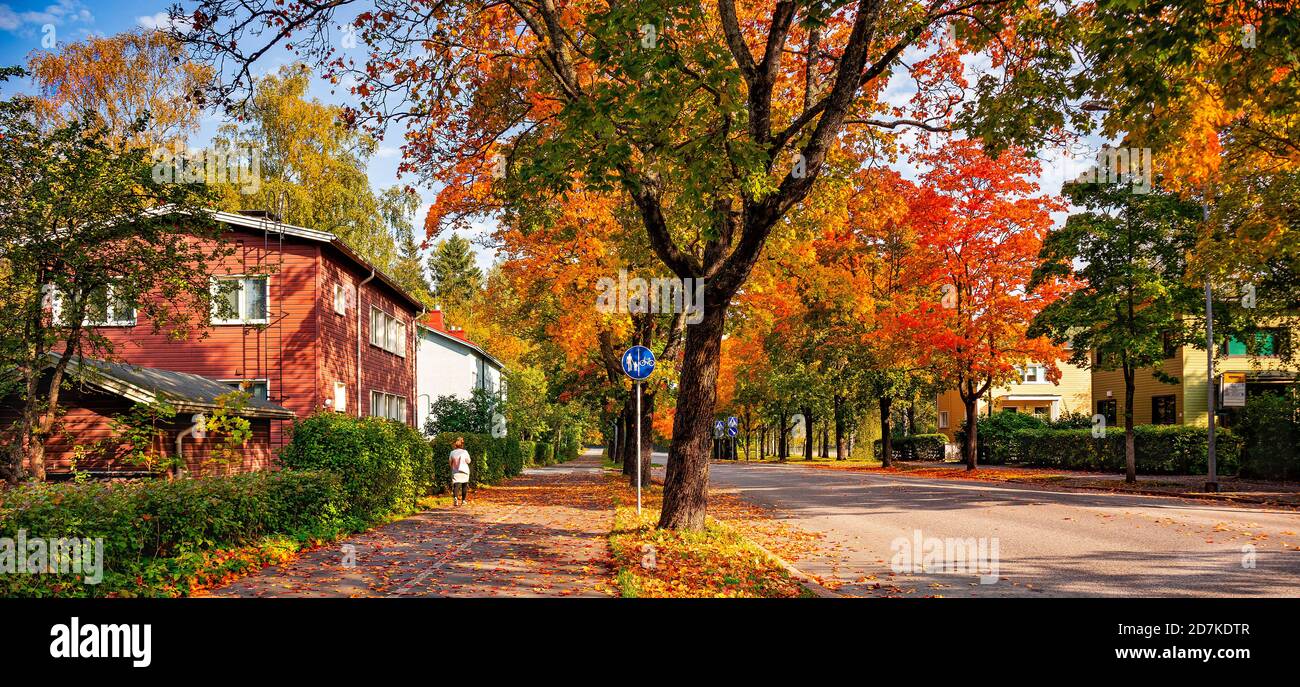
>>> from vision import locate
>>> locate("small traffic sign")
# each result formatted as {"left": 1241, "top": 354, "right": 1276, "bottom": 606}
{"left": 714, "top": 420, "right": 724, "bottom": 438}
{"left": 727, "top": 416, "right": 738, "bottom": 437}
{"left": 621, "top": 345, "right": 656, "bottom": 381}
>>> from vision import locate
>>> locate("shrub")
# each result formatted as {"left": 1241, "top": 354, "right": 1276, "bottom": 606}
{"left": 957, "top": 411, "right": 1048, "bottom": 464}
{"left": 555, "top": 430, "right": 582, "bottom": 462}
{"left": 1236, "top": 391, "right": 1300, "bottom": 481}
{"left": 872, "top": 434, "right": 947, "bottom": 462}
{"left": 904, "top": 434, "right": 947, "bottom": 461}
{"left": 429, "top": 432, "right": 529, "bottom": 488}
{"left": 0, "top": 470, "right": 347, "bottom": 596}
{"left": 279, "top": 413, "right": 433, "bottom": 522}
{"left": 513, "top": 440, "right": 535, "bottom": 477}
{"left": 1048, "top": 411, "right": 1095, "bottom": 430}
{"left": 1008, "top": 425, "right": 1241, "bottom": 475}
{"left": 533, "top": 442, "right": 555, "bottom": 467}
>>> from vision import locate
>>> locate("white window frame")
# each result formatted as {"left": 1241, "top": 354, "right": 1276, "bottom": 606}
{"left": 211, "top": 275, "right": 270, "bottom": 325}
{"left": 333, "top": 282, "right": 347, "bottom": 315}
{"left": 51, "top": 283, "right": 137, "bottom": 327}
{"left": 369, "top": 306, "right": 406, "bottom": 357}
{"left": 1018, "top": 364, "right": 1047, "bottom": 384}
{"left": 369, "top": 390, "right": 407, "bottom": 422}
{"left": 333, "top": 381, "right": 348, "bottom": 413}
{"left": 938, "top": 411, "right": 950, "bottom": 429}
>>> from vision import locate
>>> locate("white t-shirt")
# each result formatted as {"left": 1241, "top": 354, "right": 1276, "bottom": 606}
{"left": 450, "top": 448, "right": 471, "bottom": 483}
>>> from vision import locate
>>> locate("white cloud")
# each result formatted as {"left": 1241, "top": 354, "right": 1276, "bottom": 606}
{"left": 0, "top": 0, "right": 93, "bottom": 33}
{"left": 137, "top": 11, "right": 189, "bottom": 33}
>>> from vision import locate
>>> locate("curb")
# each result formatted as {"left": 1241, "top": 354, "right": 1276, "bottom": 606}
{"left": 743, "top": 537, "right": 842, "bottom": 599}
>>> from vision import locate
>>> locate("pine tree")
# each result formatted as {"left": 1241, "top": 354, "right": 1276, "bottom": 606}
{"left": 428, "top": 234, "right": 483, "bottom": 308}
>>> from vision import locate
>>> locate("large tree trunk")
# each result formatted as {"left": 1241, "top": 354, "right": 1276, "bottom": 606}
{"left": 657, "top": 306, "right": 726, "bottom": 530}
{"left": 778, "top": 412, "right": 790, "bottom": 460}
{"left": 801, "top": 406, "right": 814, "bottom": 459}
{"left": 963, "top": 395, "right": 979, "bottom": 470}
{"left": 620, "top": 398, "right": 637, "bottom": 469}
{"left": 820, "top": 422, "right": 829, "bottom": 458}
{"left": 834, "top": 394, "right": 846, "bottom": 460}
{"left": 878, "top": 396, "right": 893, "bottom": 468}
{"left": 634, "top": 389, "right": 655, "bottom": 487}
{"left": 1123, "top": 365, "right": 1136, "bottom": 484}
{"left": 607, "top": 408, "right": 620, "bottom": 464}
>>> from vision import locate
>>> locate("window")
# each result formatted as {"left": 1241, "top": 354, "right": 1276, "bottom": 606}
{"left": 333, "top": 283, "right": 347, "bottom": 315}
{"left": 369, "top": 307, "right": 407, "bottom": 356}
{"left": 51, "top": 283, "right": 136, "bottom": 327}
{"left": 221, "top": 379, "right": 269, "bottom": 401}
{"left": 333, "top": 382, "right": 347, "bottom": 413}
{"left": 1222, "top": 330, "right": 1281, "bottom": 357}
{"left": 1019, "top": 364, "right": 1045, "bottom": 383}
{"left": 1152, "top": 395, "right": 1177, "bottom": 425}
{"left": 938, "top": 411, "right": 949, "bottom": 429}
{"left": 1033, "top": 406, "right": 1050, "bottom": 418}
{"left": 369, "top": 390, "right": 407, "bottom": 422}
{"left": 212, "top": 276, "right": 269, "bottom": 324}
{"left": 1097, "top": 399, "right": 1117, "bottom": 424}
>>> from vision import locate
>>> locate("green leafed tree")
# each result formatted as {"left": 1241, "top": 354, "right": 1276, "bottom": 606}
{"left": 380, "top": 185, "right": 435, "bottom": 305}
{"left": 428, "top": 234, "right": 483, "bottom": 310}
{"left": 209, "top": 63, "right": 396, "bottom": 270}
{"left": 0, "top": 69, "right": 228, "bottom": 482}
{"left": 1029, "top": 179, "right": 1203, "bottom": 483}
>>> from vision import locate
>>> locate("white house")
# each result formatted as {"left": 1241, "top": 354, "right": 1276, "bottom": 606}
{"left": 415, "top": 310, "right": 506, "bottom": 433}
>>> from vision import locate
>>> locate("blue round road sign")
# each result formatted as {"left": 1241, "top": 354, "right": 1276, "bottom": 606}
{"left": 621, "top": 345, "right": 656, "bottom": 381}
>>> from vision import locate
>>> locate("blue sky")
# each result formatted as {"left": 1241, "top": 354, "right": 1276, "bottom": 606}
{"left": 0, "top": 0, "right": 498, "bottom": 272}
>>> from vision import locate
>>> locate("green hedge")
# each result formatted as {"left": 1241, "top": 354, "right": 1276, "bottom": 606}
{"left": 429, "top": 432, "right": 534, "bottom": 489}
{"left": 533, "top": 441, "right": 556, "bottom": 466}
{"left": 1005, "top": 425, "right": 1241, "bottom": 475}
{"left": 0, "top": 470, "right": 348, "bottom": 596}
{"left": 1236, "top": 392, "right": 1300, "bottom": 481}
{"left": 514, "top": 440, "right": 535, "bottom": 476}
{"left": 872, "top": 434, "right": 948, "bottom": 462}
{"left": 555, "top": 430, "right": 582, "bottom": 463}
{"left": 279, "top": 413, "right": 433, "bottom": 521}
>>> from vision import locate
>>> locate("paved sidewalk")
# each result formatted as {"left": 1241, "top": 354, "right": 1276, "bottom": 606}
{"left": 203, "top": 451, "right": 617, "bottom": 598}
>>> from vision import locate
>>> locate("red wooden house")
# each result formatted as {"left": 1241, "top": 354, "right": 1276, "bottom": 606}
{"left": 18, "top": 209, "right": 427, "bottom": 476}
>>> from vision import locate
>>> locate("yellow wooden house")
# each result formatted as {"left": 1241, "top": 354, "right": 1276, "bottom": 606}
{"left": 935, "top": 358, "right": 1093, "bottom": 442}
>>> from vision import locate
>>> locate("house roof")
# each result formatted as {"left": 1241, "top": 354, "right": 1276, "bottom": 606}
{"left": 144, "top": 206, "right": 427, "bottom": 312}
{"left": 416, "top": 321, "right": 505, "bottom": 370}
{"left": 47, "top": 353, "right": 295, "bottom": 419}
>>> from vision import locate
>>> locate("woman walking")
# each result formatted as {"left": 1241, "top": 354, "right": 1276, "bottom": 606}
{"left": 449, "top": 437, "right": 472, "bottom": 506}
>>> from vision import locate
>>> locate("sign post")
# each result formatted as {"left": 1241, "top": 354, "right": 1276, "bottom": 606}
{"left": 621, "top": 345, "right": 656, "bottom": 516}
{"left": 727, "top": 416, "right": 738, "bottom": 460}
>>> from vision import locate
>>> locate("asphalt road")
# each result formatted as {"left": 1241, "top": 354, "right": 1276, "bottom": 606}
{"left": 704, "top": 460, "right": 1300, "bottom": 597}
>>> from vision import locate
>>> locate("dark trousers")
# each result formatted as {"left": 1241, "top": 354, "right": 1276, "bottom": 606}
{"left": 452, "top": 482, "right": 468, "bottom": 501}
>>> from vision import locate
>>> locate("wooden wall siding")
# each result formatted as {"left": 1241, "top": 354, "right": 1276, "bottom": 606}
{"left": 61, "top": 224, "right": 421, "bottom": 472}
{"left": 316, "top": 248, "right": 419, "bottom": 425}
{"left": 1091, "top": 351, "right": 1185, "bottom": 426}
{"left": 1, "top": 387, "right": 273, "bottom": 476}
{"left": 92, "top": 227, "right": 320, "bottom": 448}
